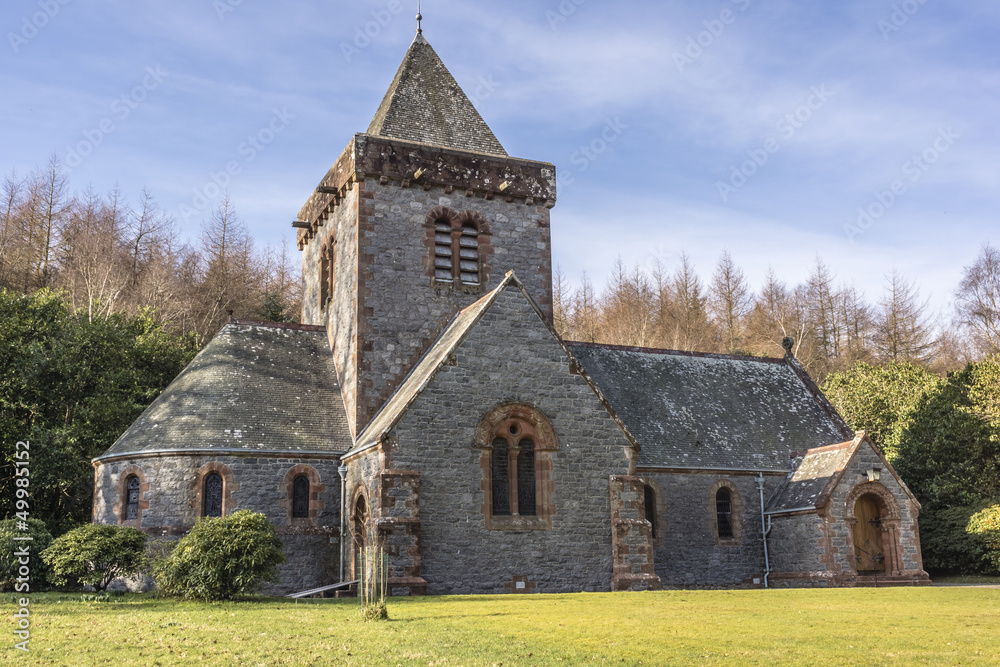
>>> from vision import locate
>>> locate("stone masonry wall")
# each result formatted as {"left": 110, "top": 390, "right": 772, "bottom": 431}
{"left": 386, "top": 287, "right": 630, "bottom": 594}
{"left": 767, "top": 513, "right": 831, "bottom": 587}
{"left": 644, "top": 472, "right": 782, "bottom": 588}
{"left": 825, "top": 443, "right": 926, "bottom": 580}
{"left": 302, "top": 186, "right": 360, "bottom": 436}
{"left": 94, "top": 454, "right": 344, "bottom": 595}
{"left": 353, "top": 177, "right": 553, "bottom": 431}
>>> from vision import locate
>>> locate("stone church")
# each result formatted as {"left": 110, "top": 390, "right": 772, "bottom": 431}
{"left": 92, "top": 29, "right": 929, "bottom": 594}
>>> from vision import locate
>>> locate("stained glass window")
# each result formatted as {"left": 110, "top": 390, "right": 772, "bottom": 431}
{"left": 491, "top": 437, "right": 510, "bottom": 516}
{"left": 204, "top": 473, "right": 223, "bottom": 518}
{"left": 125, "top": 476, "right": 140, "bottom": 521}
{"left": 292, "top": 475, "right": 310, "bottom": 519}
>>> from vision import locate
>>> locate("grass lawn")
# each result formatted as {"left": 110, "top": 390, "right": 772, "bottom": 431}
{"left": 5, "top": 588, "right": 999, "bottom": 666}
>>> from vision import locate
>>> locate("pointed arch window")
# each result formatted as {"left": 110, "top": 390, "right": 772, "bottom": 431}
{"left": 204, "top": 473, "right": 224, "bottom": 518}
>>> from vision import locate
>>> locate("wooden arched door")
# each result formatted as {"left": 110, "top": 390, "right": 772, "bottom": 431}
{"left": 853, "top": 494, "right": 885, "bottom": 573}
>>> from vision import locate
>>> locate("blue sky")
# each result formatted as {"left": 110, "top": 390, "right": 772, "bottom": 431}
{"left": 2, "top": 0, "right": 997, "bottom": 316}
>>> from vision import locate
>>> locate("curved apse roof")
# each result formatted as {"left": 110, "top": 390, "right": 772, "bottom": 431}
{"left": 97, "top": 322, "right": 352, "bottom": 461}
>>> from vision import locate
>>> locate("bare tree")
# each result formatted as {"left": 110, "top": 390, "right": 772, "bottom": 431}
{"left": 709, "top": 250, "right": 752, "bottom": 353}
{"left": 552, "top": 264, "right": 571, "bottom": 337}
{"left": 600, "top": 259, "right": 657, "bottom": 347}
{"left": 805, "top": 257, "right": 842, "bottom": 364}
{"left": 956, "top": 243, "right": 1000, "bottom": 356}
{"left": 666, "top": 252, "right": 714, "bottom": 351}
{"left": 873, "top": 269, "right": 936, "bottom": 363}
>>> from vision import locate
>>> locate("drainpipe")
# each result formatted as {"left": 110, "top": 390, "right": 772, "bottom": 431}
{"left": 338, "top": 463, "right": 348, "bottom": 584}
{"left": 756, "top": 473, "right": 773, "bottom": 589}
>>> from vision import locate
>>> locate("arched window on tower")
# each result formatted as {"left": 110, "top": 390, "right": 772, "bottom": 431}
{"left": 292, "top": 475, "right": 310, "bottom": 519}
{"left": 320, "top": 239, "right": 336, "bottom": 308}
{"left": 204, "top": 473, "right": 224, "bottom": 518}
{"left": 125, "top": 476, "right": 140, "bottom": 521}
{"left": 434, "top": 218, "right": 454, "bottom": 282}
{"left": 458, "top": 222, "right": 480, "bottom": 285}
{"left": 716, "top": 487, "right": 733, "bottom": 539}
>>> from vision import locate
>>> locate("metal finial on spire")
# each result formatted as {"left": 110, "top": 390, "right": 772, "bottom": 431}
{"left": 416, "top": 0, "right": 423, "bottom": 34}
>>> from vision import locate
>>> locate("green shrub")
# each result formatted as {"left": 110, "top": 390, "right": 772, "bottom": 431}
{"left": 968, "top": 504, "right": 1000, "bottom": 574}
{"left": 154, "top": 510, "right": 285, "bottom": 601}
{"left": 920, "top": 503, "right": 992, "bottom": 575}
{"left": 42, "top": 524, "right": 147, "bottom": 591}
{"left": 0, "top": 518, "right": 53, "bottom": 592}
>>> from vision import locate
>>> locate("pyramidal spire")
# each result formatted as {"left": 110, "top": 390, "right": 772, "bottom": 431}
{"left": 366, "top": 30, "right": 508, "bottom": 157}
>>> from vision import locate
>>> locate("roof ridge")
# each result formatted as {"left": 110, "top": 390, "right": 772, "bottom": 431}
{"left": 227, "top": 319, "right": 326, "bottom": 333}
{"left": 564, "top": 341, "right": 786, "bottom": 364}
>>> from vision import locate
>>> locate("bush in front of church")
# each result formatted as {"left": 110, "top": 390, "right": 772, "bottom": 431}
{"left": 154, "top": 510, "right": 286, "bottom": 601}
{"left": 42, "top": 524, "right": 147, "bottom": 592}
{"left": 0, "top": 518, "right": 54, "bottom": 591}
{"left": 967, "top": 504, "right": 1000, "bottom": 574}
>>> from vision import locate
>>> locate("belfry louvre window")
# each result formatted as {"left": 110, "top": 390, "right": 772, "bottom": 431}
{"left": 204, "top": 473, "right": 224, "bottom": 518}
{"left": 716, "top": 488, "right": 733, "bottom": 539}
{"left": 431, "top": 214, "right": 481, "bottom": 285}
{"left": 292, "top": 475, "right": 310, "bottom": 519}
{"left": 458, "top": 223, "right": 480, "bottom": 284}
{"left": 125, "top": 476, "right": 140, "bottom": 521}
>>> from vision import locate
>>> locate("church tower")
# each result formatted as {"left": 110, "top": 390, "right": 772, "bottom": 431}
{"left": 295, "top": 30, "right": 557, "bottom": 437}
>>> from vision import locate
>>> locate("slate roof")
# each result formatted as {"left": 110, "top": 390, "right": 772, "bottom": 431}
{"left": 366, "top": 34, "right": 508, "bottom": 157}
{"left": 97, "top": 322, "right": 353, "bottom": 460}
{"left": 765, "top": 439, "right": 857, "bottom": 513}
{"left": 567, "top": 343, "right": 850, "bottom": 471}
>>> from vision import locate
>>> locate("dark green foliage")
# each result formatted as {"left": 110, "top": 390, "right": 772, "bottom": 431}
{"left": 895, "top": 357, "right": 1000, "bottom": 509}
{"left": 918, "top": 502, "right": 993, "bottom": 575}
{"left": 154, "top": 510, "right": 286, "bottom": 601}
{"left": 258, "top": 291, "right": 294, "bottom": 323}
{"left": 42, "top": 524, "right": 147, "bottom": 591}
{"left": 825, "top": 357, "right": 1000, "bottom": 574}
{"left": 967, "top": 504, "right": 1000, "bottom": 574}
{"left": 0, "top": 289, "right": 199, "bottom": 534}
{"left": 0, "top": 518, "right": 53, "bottom": 591}
{"left": 823, "top": 361, "right": 942, "bottom": 462}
